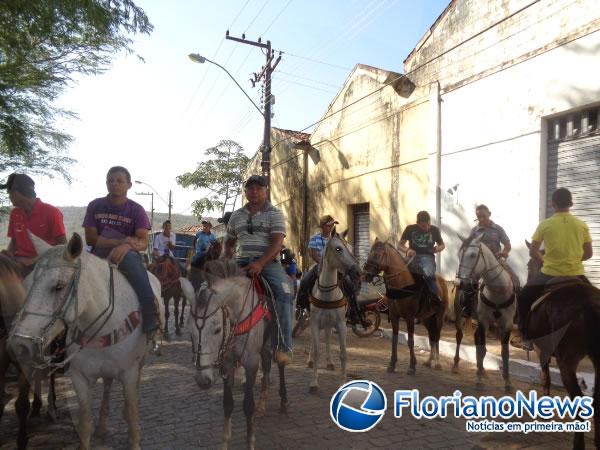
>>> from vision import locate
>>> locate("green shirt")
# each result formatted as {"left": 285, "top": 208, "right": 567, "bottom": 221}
{"left": 532, "top": 212, "right": 591, "bottom": 276}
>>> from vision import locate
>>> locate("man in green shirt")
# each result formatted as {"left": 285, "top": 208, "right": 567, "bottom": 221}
{"left": 512, "top": 188, "right": 593, "bottom": 350}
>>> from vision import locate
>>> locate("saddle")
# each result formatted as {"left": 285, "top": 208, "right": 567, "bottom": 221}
{"left": 530, "top": 277, "right": 587, "bottom": 313}
{"left": 385, "top": 271, "right": 436, "bottom": 313}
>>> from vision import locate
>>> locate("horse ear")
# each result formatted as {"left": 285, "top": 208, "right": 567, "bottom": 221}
{"left": 341, "top": 229, "right": 348, "bottom": 240}
{"left": 64, "top": 233, "right": 83, "bottom": 261}
{"left": 28, "top": 231, "right": 53, "bottom": 257}
{"left": 525, "top": 240, "right": 531, "bottom": 249}
{"left": 330, "top": 226, "right": 337, "bottom": 238}
{"left": 457, "top": 233, "right": 467, "bottom": 243}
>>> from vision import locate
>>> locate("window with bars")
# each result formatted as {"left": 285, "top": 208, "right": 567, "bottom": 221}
{"left": 549, "top": 107, "right": 599, "bottom": 142}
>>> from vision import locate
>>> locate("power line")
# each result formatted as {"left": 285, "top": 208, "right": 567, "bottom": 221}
{"left": 261, "top": 0, "right": 294, "bottom": 35}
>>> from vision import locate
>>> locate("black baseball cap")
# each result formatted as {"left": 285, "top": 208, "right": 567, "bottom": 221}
{"left": 218, "top": 211, "right": 233, "bottom": 224}
{"left": 0, "top": 173, "right": 36, "bottom": 198}
{"left": 244, "top": 175, "right": 267, "bottom": 188}
{"left": 201, "top": 220, "right": 212, "bottom": 226}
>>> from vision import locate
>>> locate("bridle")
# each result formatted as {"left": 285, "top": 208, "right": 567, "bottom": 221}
{"left": 457, "top": 241, "right": 505, "bottom": 288}
{"left": 190, "top": 278, "right": 258, "bottom": 376}
{"left": 363, "top": 242, "right": 413, "bottom": 286}
{"left": 10, "top": 256, "right": 116, "bottom": 371}
{"left": 316, "top": 234, "right": 359, "bottom": 293}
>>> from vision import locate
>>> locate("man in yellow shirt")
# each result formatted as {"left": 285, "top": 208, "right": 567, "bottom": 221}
{"left": 513, "top": 188, "right": 593, "bottom": 350}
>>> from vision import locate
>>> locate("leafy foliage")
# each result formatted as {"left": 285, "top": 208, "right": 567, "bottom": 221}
{"left": 177, "top": 140, "right": 249, "bottom": 218}
{"left": 0, "top": 0, "right": 153, "bottom": 180}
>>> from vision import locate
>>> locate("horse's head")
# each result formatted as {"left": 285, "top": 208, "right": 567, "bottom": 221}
{"left": 456, "top": 233, "right": 488, "bottom": 289}
{"left": 189, "top": 283, "right": 228, "bottom": 389}
{"left": 363, "top": 238, "right": 386, "bottom": 282}
{"left": 525, "top": 240, "right": 543, "bottom": 282}
{"left": 324, "top": 229, "right": 361, "bottom": 277}
{"left": 8, "top": 233, "right": 83, "bottom": 368}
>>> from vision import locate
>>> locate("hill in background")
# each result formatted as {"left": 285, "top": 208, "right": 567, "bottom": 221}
{"left": 0, "top": 206, "right": 199, "bottom": 249}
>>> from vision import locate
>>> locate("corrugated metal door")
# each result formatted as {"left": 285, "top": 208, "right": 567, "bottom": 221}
{"left": 353, "top": 203, "right": 370, "bottom": 266}
{"left": 547, "top": 131, "right": 600, "bottom": 285}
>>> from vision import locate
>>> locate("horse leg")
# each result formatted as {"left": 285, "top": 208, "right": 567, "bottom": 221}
{"left": 31, "top": 373, "right": 42, "bottom": 417}
{"left": 474, "top": 322, "right": 487, "bottom": 388}
{"left": 70, "top": 371, "right": 94, "bottom": 450}
{"left": 500, "top": 327, "right": 513, "bottom": 393}
{"left": 15, "top": 369, "right": 30, "bottom": 450}
{"left": 96, "top": 377, "right": 113, "bottom": 438}
{"left": 163, "top": 296, "right": 170, "bottom": 338}
{"left": 335, "top": 313, "right": 348, "bottom": 383}
{"left": 406, "top": 316, "right": 416, "bottom": 375}
{"left": 174, "top": 296, "right": 181, "bottom": 335}
{"left": 257, "top": 340, "right": 272, "bottom": 416}
{"left": 388, "top": 312, "right": 399, "bottom": 373}
{"left": 325, "top": 326, "right": 334, "bottom": 371}
{"left": 592, "top": 358, "right": 600, "bottom": 448}
{"left": 556, "top": 357, "right": 585, "bottom": 450}
{"left": 122, "top": 369, "right": 142, "bottom": 450}
{"left": 47, "top": 371, "right": 58, "bottom": 422}
{"left": 222, "top": 372, "right": 234, "bottom": 450}
{"left": 278, "top": 362, "right": 288, "bottom": 414}
{"left": 179, "top": 296, "right": 186, "bottom": 328}
{"left": 0, "top": 349, "right": 10, "bottom": 420}
{"left": 453, "top": 315, "right": 464, "bottom": 373}
{"left": 309, "top": 315, "right": 320, "bottom": 392}
{"left": 243, "top": 365, "right": 258, "bottom": 450}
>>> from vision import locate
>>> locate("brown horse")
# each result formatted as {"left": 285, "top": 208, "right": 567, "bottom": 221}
{"left": 524, "top": 241, "right": 600, "bottom": 449}
{"left": 363, "top": 239, "right": 448, "bottom": 374}
{"left": 187, "top": 239, "right": 224, "bottom": 292}
{"left": 0, "top": 255, "right": 58, "bottom": 449}
{"left": 149, "top": 256, "right": 187, "bottom": 337}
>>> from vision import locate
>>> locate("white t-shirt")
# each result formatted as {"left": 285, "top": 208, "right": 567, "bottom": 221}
{"left": 153, "top": 232, "right": 177, "bottom": 257}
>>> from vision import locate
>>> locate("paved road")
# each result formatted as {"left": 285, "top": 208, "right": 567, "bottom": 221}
{"left": 1, "top": 313, "right": 594, "bottom": 449}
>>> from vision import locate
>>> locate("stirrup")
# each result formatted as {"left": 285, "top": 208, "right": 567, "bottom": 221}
{"left": 510, "top": 335, "right": 533, "bottom": 351}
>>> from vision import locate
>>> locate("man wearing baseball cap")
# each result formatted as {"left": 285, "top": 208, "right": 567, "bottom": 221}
{"left": 1, "top": 173, "right": 66, "bottom": 268}
{"left": 192, "top": 219, "right": 216, "bottom": 266}
{"left": 225, "top": 174, "right": 294, "bottom": 365}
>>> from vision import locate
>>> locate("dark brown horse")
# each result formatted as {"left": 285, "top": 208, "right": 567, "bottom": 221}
{"left": 187, "top": 238, "right": 224, "bottom": 292}
{"left": 363, "top": 239, "right": 448, "bottom": 375}
{"left": 525, "top": 241, "right": 600, "bottom": 449}
{"left": 149, "top": 256, "right": 188, "bottom": 337}
{"left": 0, "top": 254, "right": 58, "bottom": 449}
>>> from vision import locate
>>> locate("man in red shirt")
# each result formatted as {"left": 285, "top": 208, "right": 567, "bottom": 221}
{"left": 1, "top": 173, "right": 66, "bottom": 268}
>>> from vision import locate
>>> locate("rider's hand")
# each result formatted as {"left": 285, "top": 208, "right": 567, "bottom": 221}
{"left": 243, "top": 260, "right": 264, "bottom": 277}
{"left": 406, "top": 249, "right": 416, "bottom": 258}
{"left": 109, "top": 243, "right": 132, "bottom": 265}
{"left": 496, "top": 251, "right": 508, "bottom": 259}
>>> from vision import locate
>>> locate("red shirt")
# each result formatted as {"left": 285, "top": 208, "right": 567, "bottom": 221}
{"left": 7, "top": 199, "right": 66, "bottom": 257}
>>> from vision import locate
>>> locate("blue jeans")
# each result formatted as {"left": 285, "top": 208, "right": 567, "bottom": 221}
{"left": 119, "top": 251, "right": 157, "bottom": 329}
{"left": 410, "top": 254, "right": 438, "bottom": 296}
{"left": 237, "top": 257, "right": 293, "bottom": 352}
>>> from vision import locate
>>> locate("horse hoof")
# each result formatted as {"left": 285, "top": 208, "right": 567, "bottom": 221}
{"left": 30, "top": 408, "right": 41, "bottom": 418}
{"left": 46, "top": 409, "right": 58, "bottom": 422}
{"left": 175, "top": 328, "right": 182, "bottom": 336}
{"left": 434, "top": 364, "right": 442, "bottom": 371}
{"left": 387, "top": 365, "right": 396, "bottom": 373}
{"left": 423, "top": 361, "right": 432, "bottom": 368}
{"left": 280, "top": 402, "right": 288, "bottom": 414}
{"left": 326, "top": 363, "right": 335, "bottom": 371}
{"left": 309, "top": 386, "right": 318, "bottom": 394}
{"left": 307, "top": 361, "right": 314, "bottom": 368}
{"left": 255, "top": 406, "right": 266, "bottom": 418}
{"left": 505, "top": 384, "right": 514, "bottom": 394}
{"left": 451, "top": 366, "right": 459, "bottom": 374}
{"left": 476, "top": 381, "right": 485, "bottom": 390}
{"left": 407, "top": 368, "right": 416, "bottom": 376}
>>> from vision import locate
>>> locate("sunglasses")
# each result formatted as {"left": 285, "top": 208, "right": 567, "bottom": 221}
{"left": 247, "top": 216, "right": 253, "bottom": 234}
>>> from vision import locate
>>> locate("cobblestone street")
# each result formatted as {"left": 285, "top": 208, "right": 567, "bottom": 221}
{"left": 1, "top": 312, "right": 594, "bottom": 449}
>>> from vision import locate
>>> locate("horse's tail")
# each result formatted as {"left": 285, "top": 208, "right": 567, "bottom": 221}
{"left": 582, "top": 284, "right": 600, "bottom": 359}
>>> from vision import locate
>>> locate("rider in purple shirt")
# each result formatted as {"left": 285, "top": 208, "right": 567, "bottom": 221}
{"left": 82, "top": 166, "right": 158, "bottom": 336}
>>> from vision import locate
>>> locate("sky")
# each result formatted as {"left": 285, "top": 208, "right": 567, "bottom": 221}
{"left": 33, "top": 0, "right": 450, "bottom": 217}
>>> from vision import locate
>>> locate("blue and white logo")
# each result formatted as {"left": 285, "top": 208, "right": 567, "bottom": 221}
{"left": 330, "top": 380, "right": 387, "bottom": 432}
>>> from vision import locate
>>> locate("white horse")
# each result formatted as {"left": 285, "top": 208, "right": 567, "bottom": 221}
{"left": 308, "top": 230, "right": 360, "bottom": 392}
{"left": 188, "top": 259, "right": 287, "bottom": 450}
{"left": 455, "top": 233, "right": 517, "bottom": 393}
{"left": 8, "top": 234, "right": 164, "bottom": 450}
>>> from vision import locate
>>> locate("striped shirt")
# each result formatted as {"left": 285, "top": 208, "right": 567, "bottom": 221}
{"left": 227, "top": 202, "right": 286, "bottom": 259}
{"left": 308, "top": 233, "right": 328, "bottom": 258}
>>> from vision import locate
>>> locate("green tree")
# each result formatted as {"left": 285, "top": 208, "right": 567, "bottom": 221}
{"left": 177, "top": 140, "right": 250, "bottom": 218}
{"left": 0, "top": 0, "right": 153, "bottom": 180}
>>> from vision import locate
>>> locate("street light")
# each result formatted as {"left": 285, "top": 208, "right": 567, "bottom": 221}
{"left": 134, "top": 180, "right": 172, "bottom": 220}
{"left": 188, "top": 53, "right": 264, "bottom": 118}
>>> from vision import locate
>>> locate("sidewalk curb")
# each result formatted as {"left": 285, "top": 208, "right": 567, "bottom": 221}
{"left": 380, "top": 326, "right": 594, "bottom": 395}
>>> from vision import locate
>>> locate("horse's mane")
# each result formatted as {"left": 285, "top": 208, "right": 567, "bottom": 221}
{"left": 204, "top": 259, "right": 244, "bottom": 279}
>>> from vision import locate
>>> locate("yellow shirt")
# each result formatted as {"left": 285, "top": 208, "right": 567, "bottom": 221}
{"left": 532, "top": 212, "right": 592, "bottom": 276}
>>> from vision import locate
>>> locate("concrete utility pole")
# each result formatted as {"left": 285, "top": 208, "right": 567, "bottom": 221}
{"left": 225, "top": 31, "right": 281, "bottom": 193}
{"left": 168, "top": 190, "right": 172, "bottom": 220}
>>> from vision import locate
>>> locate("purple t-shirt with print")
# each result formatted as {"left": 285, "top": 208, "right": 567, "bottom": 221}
{"left": 82, "top": 197, "right": 151, "bottom": 258}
